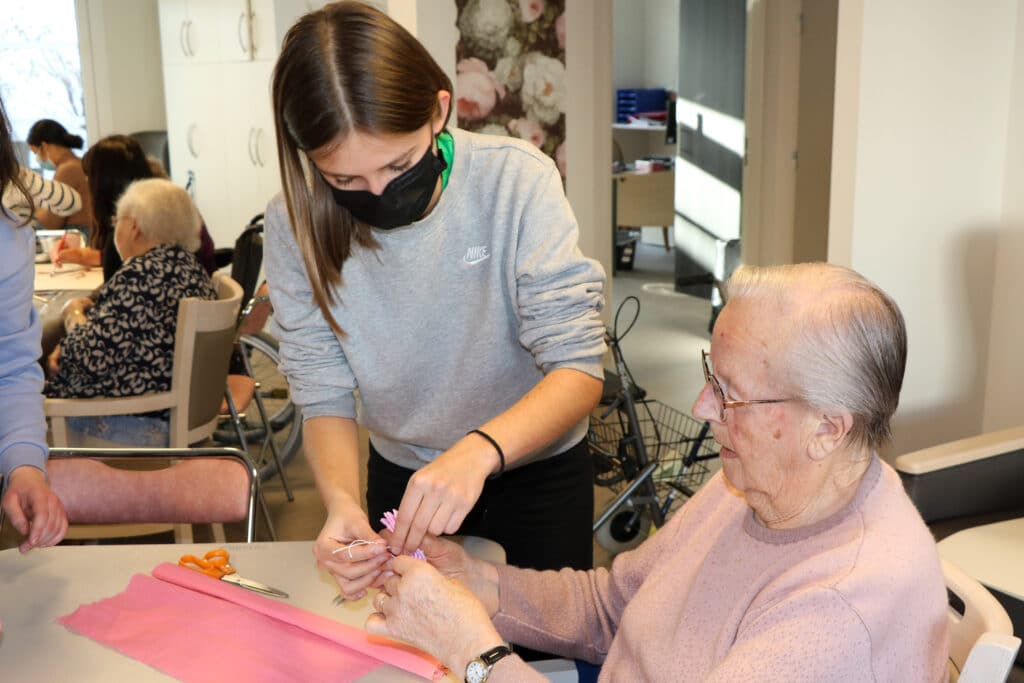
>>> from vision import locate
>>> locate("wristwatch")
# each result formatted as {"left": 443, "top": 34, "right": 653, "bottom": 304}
{"left": 465, "top": 645, "right": 512, "bottom": 683}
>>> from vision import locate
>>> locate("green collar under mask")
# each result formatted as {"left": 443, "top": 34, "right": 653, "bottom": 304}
{"left": 437, "top": 129, "right": 454, "bottom": 191}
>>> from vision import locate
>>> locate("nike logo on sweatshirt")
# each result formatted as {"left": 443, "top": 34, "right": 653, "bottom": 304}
{"left": 463, "top": 246, "right": 490, "bottom": 265}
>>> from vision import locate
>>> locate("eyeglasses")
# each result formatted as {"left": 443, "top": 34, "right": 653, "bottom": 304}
{"left": 701, "top": 349, "right": 792, "bottom": 422}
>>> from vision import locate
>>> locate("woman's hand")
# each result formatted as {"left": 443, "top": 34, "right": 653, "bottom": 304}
{"left": 61, "top": 297, "right": 93, "bottom": 334}
{"left": 1, "top": 466, "right": 68, "bottom": 553}
{"left": 390, "top": 437, "right": 499, "bottom": 556}
{"left": 381, "top": 532, "right": 501, "bottom": 616}
{"left": 365, "top": 555, "right": 506, "bottom": 677}
{"left": 47, "top": 344, "right": 62, "bottom": 377}
{"left": 313, "top": 494, "right": 390, "bottom": 601}
{"left": 52, "top": 245, "right": 101, "bottom": 268}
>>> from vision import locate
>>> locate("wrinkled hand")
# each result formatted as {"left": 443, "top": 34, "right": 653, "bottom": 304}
{"left": 1, "top": 466, "right": 68, "bottom": 552}
{"left": 313, "top": 498, "right": 389, "bottom": 601}
{"left": 46, "top": 344, "right": 61, "bottom": 377}
{"left": 61, "top": 297, "right": 93, "bottom": 333}
{"left": 365, "top": 555, "right": 505, "bottom": 676}
{"left": 380, "top": 531, "right": 500, "bottom": 616}
{"left": 391, "top": 444, "right": 495, "bottom": 556}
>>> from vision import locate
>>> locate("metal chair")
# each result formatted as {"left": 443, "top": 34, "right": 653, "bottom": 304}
{"left": 46, "top": 274, "right": 251, "bottom": 541}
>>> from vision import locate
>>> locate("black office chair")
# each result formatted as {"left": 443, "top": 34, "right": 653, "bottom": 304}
{"left": 129, "top": 130, "right": 171, "bottom": 177}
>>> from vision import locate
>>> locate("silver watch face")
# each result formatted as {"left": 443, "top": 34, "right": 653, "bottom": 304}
{"left": 466, "top": 659, "right": 488, "bottom": 683}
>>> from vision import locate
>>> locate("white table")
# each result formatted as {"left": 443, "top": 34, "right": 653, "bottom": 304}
{"left": 33, "top": 263, "right": 104, "bottom": 294}
{"left": 939, "top": 518, "right": 1024, "bottom": 602}
{"left": 0, "top": 541, "right": 456, "bottom": 681}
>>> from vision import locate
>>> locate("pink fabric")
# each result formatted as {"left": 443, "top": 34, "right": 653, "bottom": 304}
{"left": 59, "top": 563, "right": 446, "bottom": 682}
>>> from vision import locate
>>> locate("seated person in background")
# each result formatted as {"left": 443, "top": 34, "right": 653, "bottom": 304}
{"left": 51, "top": 135, "right": 217, "bottom": 277}
{"left": 2, "top": 166, "right": 82, "bottom": 223}
{"left": 45, "top": 178, "right": 216, "bottom": 447}
{"left": 26, "top": 118, "right": 93, "bottom": 232}
{"left": 365, "top": 262, "right": 950, "bottom": 682}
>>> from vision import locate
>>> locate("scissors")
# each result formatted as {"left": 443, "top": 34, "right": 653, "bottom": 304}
{"left": 178, "top": 549, "right": 289, "bottom": 599}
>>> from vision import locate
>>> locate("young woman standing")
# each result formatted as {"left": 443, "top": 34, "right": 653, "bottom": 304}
{"left": 267, "top": 1, "right": 606, "bottom": 602}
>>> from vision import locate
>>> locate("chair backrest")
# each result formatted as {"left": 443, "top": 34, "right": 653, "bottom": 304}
{"left": 170, "top": 273, "right": 243, "bottom": 446}
{"left": 46, "top": 447, "right": 258, "bottom": 542}
{"left": 129, "top": 130, "right": 171, "bottom": 177}
{"left": 229, "top": 214, "right": 265, "bottom": 308}
{"left": 944, "top": 559, "right": 1021, "bottom": 682}
{"left": 45, "top": 274, "right": 243, "bottom": 449}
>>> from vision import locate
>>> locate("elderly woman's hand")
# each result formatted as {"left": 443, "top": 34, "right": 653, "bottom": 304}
{"left": 365, "top": 555, "right": 506, "bottom": 677}
{"left": 376, "top": 532, "right": 500, "bottom": 615}
{"left": 60, "top": 296, "right": 93, "bottom": 334}
{"left": 47, "top": 344, "right": 61, "bottom": 377}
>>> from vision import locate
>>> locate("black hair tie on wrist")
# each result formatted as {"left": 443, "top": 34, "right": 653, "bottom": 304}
{"left": 469, "top": 429, "right": 505, "bottom": 479}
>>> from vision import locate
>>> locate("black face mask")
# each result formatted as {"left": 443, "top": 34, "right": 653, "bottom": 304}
{"left": 329, "top": 144, "right": 447, "bottom": 230}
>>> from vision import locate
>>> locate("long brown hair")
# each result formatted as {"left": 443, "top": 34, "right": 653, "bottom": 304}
{"left": 82, "top": 135, "right": 154, "bottom": 251}
{"left": 1, "top": 96, "right": 33, "bottom": 224}
{"left": 272, "top": 0, "right": 453, "bottom": 333}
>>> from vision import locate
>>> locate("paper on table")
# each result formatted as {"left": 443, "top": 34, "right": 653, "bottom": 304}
{"left": 59, "top": 563, "right": 446, "bottom": 682}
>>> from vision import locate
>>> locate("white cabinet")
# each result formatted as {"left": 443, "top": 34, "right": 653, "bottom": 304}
{"left": 223, "top": 60, "right": 279, "bottom": 229}
{"left": 159, "top": 0, "right": 227, "bottom": 65}
{"left": 163, "top": 63, "right": 231, "bottom": 243}
{"left": 159, "top": 0, "right": 312, "bottom": 249}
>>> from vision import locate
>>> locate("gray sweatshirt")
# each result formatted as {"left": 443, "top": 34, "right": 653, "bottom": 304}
{"left": 264, "top": 128, "right": 607, "bottom": 470}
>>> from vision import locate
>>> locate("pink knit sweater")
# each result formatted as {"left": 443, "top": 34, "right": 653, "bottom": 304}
{"left": 491, "top": 457, "right": 949, "bottom": 681}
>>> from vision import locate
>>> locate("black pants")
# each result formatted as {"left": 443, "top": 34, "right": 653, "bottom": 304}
{"left": 366, "top": 437, "right": 594, "bottom": 572}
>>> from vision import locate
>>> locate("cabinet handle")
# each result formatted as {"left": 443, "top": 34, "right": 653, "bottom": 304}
{"left": 178, "top": 21, "right": 188, "bottom": 57}
{"left": 237, "top": 12, "right": 249, "bottom": 57}
{"left": 184, "top": 20, "right": 195, "bottom": 57}
{"left": 249, "top": 12, "right": 259, "bottom": 57}
{"left": 247, "top": 128, "right": 257, "bottom": 166}
{"left": 187, "top": 124, "right": 198, "bottom": 158}
{"left": 254, "top": 129, "right": 264, "bottom": 167}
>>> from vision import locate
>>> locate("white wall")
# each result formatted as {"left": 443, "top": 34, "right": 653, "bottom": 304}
{"left": 983, "top": 0, "right": 1024, "bottom": 433}
{"left": 830, "top": 0, "right": 1019, "bottom": 456}
{"left": 77, "top": 0, "right": 166, "bottom": 140}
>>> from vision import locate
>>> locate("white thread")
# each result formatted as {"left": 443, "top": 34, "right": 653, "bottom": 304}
{"left": 331, "top": 539, "right": 382, "bottom": 557}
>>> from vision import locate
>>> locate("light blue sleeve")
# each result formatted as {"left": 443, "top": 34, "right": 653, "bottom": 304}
{"left": 262, "top": 196, "right": 358, "bottom": 420}
{"left": 0, "top": 219, "right": 48, "bottom": 479}
{"left": 513, "top": 164, "right": 607, "bottom": 379}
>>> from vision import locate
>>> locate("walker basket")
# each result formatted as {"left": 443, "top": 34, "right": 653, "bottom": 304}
{"left": 589, "top": 399, "right": 716, "bottom": 495}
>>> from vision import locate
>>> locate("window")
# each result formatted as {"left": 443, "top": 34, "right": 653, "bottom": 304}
{"left": 0, "top": 0, "right": 87, "bottom": 170}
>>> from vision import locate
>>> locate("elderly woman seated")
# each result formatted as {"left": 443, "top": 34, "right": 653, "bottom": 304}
{"left": 358, "top": 263, "right": 950, "bottom": 682}
{"left": 45, "top": 178, "right": 216, "bottom": 446}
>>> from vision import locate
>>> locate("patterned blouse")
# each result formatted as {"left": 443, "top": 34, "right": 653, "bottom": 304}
{"left": 46, "top": 244, "right": 217, "bottom": 403}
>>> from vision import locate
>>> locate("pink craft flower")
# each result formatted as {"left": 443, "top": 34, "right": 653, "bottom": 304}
{"left": 456, "top": 58, "right": 506, "bottom": 122}
{"left": 520, "top": 0, "right": 544, "bottom": 23}
{"left": 507, "top": 117, "right": 546, "bottom": 149}
{"left": 555, "top": 12, "right": 566, "bottom": 49}
{"left": 380, "top": 509, "right": 426, "bottom": 560}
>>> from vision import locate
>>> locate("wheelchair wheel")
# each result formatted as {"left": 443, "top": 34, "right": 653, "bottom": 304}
{"left": 595, "top": 501, "right": 652, "bottom": 554}
{"left": 213, "top": 332, "right": 302, "bottom": 483}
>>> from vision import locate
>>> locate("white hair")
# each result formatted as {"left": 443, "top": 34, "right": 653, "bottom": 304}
{"left": 725, "top": 263, "right": 907, "bottom": 450}
{"left": 115, "top": 178, "right": 201, "bottom": 252}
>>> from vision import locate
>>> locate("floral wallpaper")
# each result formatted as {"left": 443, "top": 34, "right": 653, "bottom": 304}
{"left": 455, "top": 0, "right": 567, "bottom": 180}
